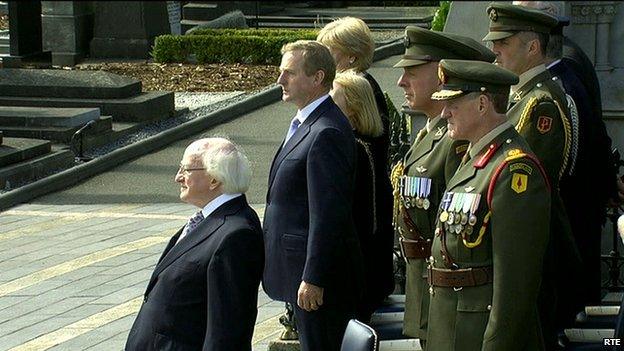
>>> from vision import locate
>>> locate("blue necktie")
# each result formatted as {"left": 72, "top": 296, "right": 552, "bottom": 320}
{"left": 177, "top": 211, "right": 204, "bottom": 245}
{"left": 284, "top": 117, "right": 301, "bottom": 144}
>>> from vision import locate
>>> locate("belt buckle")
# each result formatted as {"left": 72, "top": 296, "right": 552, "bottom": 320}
{"left": 451, "top": 263, "right": 462, "bottom": 291}
{"left": 398, "top": 236, "right": 408, "bottom": 264}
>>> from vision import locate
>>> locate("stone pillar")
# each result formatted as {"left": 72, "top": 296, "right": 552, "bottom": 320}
{"left": 3, "top": 1, "right": 51, "bottom": 68}
{"left": 90, "top": 1, "right": 170, "bottom": 59}
{"left": 569, "top": 2, "right": 617, "bottom": 71}
{"left": 41, "top": 1, "right": 94, "bottom": 67}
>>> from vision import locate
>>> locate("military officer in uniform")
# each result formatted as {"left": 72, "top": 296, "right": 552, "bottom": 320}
{"left": 426, "top": 59, "right": 551, "bottom": 351}
{"left": 391, "top": 26, "right": 496, "bottom": 346}
{"left": 483, "top": 3, "right": 581, "bottom": 347}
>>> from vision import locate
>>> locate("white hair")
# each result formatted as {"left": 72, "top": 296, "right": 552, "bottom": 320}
{"left": 187, "top": 137, "right": 251, "bottom": 194}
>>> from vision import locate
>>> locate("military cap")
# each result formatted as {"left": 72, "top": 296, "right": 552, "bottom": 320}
{"left": 431, "top": 59, "right": 519, "bottom": 100}
{"left": 394, "top": 26, "right": 496, "bottom": 68}
{"left": 483, "top": 2, "right": 559, "bottom": 41}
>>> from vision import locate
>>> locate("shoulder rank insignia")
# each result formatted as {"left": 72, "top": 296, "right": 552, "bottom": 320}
{"left": 537, "top": 116, "right": 553, "bottom": 134}
{"left": 511, "top": 173, "right": 528, "bottom": 193}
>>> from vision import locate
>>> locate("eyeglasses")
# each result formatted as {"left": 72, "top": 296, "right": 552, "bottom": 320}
{"left": 178, "top": 164, "right": 206, "bottom": 175}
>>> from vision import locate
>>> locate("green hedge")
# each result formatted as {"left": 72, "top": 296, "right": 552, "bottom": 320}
{"left": 151, "top": 29, "right": 319, "bottom": 65}
{"left": 431, "top": 1, "right": 451, "bottom": 31}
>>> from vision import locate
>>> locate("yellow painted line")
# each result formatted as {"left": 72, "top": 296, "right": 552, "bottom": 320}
{"left": 9, "top": 297, "right": 143, "bottom": 351}
{"left": 0, "top": 217, "right": 84, "bottom": 241}
{"left": 3, "top": 209, "right": 187, "bottom": 220}
{"left": 252, "top": 313, "right": 283, "bottom": 345}
{"left": 0, "top": 235, "right": 170, "bottom": 297}
{"left": 100, "top": 204, "right": 148, "bottom": 213}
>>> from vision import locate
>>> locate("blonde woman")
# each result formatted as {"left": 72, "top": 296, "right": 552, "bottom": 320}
{"left": 331, "top": 71, "right": 394, "bottom": 323}
{"left": 318, "top": 17, "right": 390, "bottom": 170}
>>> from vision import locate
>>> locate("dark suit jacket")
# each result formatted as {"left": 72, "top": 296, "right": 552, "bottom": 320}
{"left": 125, "top": 195, "right": 264, "bottom": 351}
{"left": 262, "top": 96, "right": 363, "bottom": 305}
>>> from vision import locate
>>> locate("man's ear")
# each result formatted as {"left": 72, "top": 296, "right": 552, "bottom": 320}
{"left": 314, "top": 70, "right": 325, "bottom": 86}
{"left": 527, "top": 38, "right": 540, "bottom": 57}
{"left": 478, "top": 94, "right": 489, "bottom": 114}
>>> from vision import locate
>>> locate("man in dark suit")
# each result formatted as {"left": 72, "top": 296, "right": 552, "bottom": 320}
{"left": 125, "top": 137, "right": 264, "bottom": 351}
{"left": 262, "top": 40, "right": 362, "bottom": 351}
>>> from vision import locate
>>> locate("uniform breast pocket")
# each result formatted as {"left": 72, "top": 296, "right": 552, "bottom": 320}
{"left": 282, "top": 233, "right": 306, "bottom": 252}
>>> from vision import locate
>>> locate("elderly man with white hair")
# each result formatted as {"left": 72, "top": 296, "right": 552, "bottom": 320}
{"left": 125, "top": 137, "right": 264, "bottom": 351}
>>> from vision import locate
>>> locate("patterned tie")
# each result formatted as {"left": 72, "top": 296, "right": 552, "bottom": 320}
{"left": 284, "top": 117, "right": 301, "bottom": 144}
{"left": 176, "top": 210, "right": 204, "bottom": 245}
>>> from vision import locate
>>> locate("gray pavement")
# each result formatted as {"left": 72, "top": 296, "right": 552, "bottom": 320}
{"left": 0, "top": 54, "right": 406, "bottom": 350}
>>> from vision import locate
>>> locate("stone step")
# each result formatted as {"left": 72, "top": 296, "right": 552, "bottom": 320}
{"left": 0, "top": 116, "right": 113, "bottom": 143}
{"left": 0, "top": 148, "right": 75, "bottom": 191}
{"left": 181, "top": 16, "right": 430, "bottom": 32}
{"left": 182, "top": 2, "right": 282, "bottom": 21}
{"left": 0, "top": 91, "right": 175, "bottom": 122}
{"left": 0, "top": 69, "right": 142, "bottom": 99}
{"left": 0, "top": 137, "right": 51, "bottom": 168}
{"left": 0, "top": 106, "right": 101, "bottom": 127}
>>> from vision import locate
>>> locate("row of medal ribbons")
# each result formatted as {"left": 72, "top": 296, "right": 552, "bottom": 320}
{"left": 439, "top": 192, "right": 482, "bottom": 236}
{"left": 400, "top": 175, "right": 432, "bottom": 210}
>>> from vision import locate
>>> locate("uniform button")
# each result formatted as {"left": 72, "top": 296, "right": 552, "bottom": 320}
{"left": 487, "top": 304, "right": 492, "bottom": 311}
{"left": 143, "top": 296, "right": 148, "bottom": 303}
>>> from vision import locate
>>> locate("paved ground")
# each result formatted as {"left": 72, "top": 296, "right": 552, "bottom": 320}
{"left": 0, "top": 55, "right": 407, "bottom": 350}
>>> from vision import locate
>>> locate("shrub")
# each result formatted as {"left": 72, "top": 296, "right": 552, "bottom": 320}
{"left": 431, "top": 1, "right": 451, "bottom": 31}
{"left": 152, "top": 29, "right": 319, "bottom": 65}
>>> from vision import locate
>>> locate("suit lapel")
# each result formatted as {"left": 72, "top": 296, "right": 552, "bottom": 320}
{"left": 267, "top": 98, "right": 332, "bottom": 192}
{"left": 405, "top": 118, "right": 446, "bottom": 169}
{"left": 144, "top": 196, "right": 245, "bottom": 295}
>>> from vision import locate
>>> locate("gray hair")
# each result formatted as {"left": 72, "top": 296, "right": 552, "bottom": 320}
{"left": 187, "top": 137, "right": 251, "bottom": 194}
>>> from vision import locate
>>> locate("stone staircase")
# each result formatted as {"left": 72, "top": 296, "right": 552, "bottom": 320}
{"left": 180, "top": 2, "right": 433, "bottom": 33}
{"left": 0, "top": 68, "right": 177, "bottom": 189}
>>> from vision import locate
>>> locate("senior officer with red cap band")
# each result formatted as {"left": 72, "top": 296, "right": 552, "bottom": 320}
{"left": 426, "top": 59, "right": 551, "bottom": 351}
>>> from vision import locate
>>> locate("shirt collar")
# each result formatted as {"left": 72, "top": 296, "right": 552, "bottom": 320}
{"left": 511, "top": 64, "right": 546, "bottom": 96}
{"left": 295, "top": 94, "right": 330, "bottom": 125}
{"left": 469, "top": 122, "right": 514, "bottom": 159}
{"left": 200, "top": 193, "right": 242, "bottom": 218}
{"left": 546, "top": 59, "right": 562, "bottom": 69}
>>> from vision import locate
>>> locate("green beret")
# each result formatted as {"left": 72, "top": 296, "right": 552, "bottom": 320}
{"left": 394, "top": 25, "right": 496, "bottom": 68}
{"left": 483, "top": 2, "right": 559, "bottom": 41}
{"left": 431, "top": 59, "right": 519, "bottom": 101}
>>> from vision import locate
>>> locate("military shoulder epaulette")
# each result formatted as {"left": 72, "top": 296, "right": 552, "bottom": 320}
{"left": 486, "top": 150, "right": 551, "bottom": 207}
{"left": 473, "top": 142, "right": 502, "bottom": 169}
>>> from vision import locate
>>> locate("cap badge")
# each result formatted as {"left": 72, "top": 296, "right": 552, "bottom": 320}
{"left": 437, "top": 66, "right": 447, "bottom": 84}
{"left": 489, "top": 9, "right": 498, "bottom": 22}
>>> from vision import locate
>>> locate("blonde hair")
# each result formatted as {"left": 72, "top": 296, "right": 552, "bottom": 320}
{"left": 334, "top": 71, "right": 383, "bottom": 137}
{"left": 281, "top": 40, "right": 336, "bottom": 89}
{"left": 317, "top": 17, "right": 375, "bottom": 72}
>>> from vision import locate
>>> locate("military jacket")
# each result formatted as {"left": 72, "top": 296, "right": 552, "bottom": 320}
{"left": 426, "top": 125, "right": 551, "bottom": 351}
{"left": 392, "top": 117, "right": 468, "bottom": 338}
{"left": 508, "top": 68, "right": 571, "bottom": 185}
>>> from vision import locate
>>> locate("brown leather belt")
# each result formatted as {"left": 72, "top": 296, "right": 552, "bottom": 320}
{"left": 399, "top": 236, "right": 432, "bottom": 259}
{"left": 428, "top": 266, "right": 493, "bottom": 288}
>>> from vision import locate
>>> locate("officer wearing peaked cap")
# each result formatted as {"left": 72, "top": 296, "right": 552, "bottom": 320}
{"left": 426, "top": 59, "right": 551, "bottom": 351}
{"left": 392, "top": 25, "right": 496, "bottom": 346}
{"left": 483, "top": 3, "right": 582, "bottom": 349}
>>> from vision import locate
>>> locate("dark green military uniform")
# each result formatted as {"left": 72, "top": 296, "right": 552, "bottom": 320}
{"left": 483, "top": 4, "right": 581, "bottom": 348}
{"left": 426, "top": 60, "right": 551, "bottom": 351}
{"left": 391, "top": 26, "right": 496, "bottom": 340}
